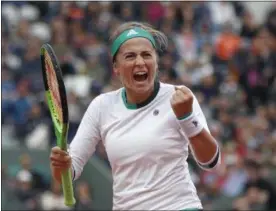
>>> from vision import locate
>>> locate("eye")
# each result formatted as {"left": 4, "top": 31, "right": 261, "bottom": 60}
{"left": 143, "top": 53, "right": 152, "bottom": 58}
{"left": 125, "top": 54, "right": 135, "bottom": 59}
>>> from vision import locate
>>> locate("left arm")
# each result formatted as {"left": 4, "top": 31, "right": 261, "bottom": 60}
{"left": 189, "top": 129, "right": 220, "bottom": 169}
{"left": 171, "top": 86, "right": 221, "bottom": 171}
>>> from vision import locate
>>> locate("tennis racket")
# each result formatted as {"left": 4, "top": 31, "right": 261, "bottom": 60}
{"left": 40, "top": 43, "right": 76, "bottom": 207}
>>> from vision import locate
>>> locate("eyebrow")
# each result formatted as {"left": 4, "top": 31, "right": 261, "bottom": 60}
{"left": 122, "top": 50, "right": 153, "bottom": 56}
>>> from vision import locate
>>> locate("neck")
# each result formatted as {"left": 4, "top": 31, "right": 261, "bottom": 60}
{"left": 125, "top": 85, "right": 155, "bottom": 104}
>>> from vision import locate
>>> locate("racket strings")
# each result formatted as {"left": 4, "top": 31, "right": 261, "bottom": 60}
{"left": 44, "top": 52, "right": 63, "bottom": 123}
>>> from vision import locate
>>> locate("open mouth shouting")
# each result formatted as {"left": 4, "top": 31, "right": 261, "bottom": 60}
{"left": 133, "top": 71, "right": 148, "bottom": 82}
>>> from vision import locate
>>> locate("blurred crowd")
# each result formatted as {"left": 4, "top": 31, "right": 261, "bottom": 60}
{"left": 2, "top": 1, "right": 276, "bottom": 210}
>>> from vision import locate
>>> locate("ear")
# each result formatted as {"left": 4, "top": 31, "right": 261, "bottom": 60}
{"left": 154, "top": 68, "right": 159, "bottom": 80}
{"left": 113, "top": 62, "right": 120, "bottom": 76}
{"left": 155, "top": 53, "right": 159, "bottom": 67}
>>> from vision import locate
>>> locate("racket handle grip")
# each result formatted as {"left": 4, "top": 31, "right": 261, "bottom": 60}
{"left": 61, "top": 169, "right": 76, "bottom": 207}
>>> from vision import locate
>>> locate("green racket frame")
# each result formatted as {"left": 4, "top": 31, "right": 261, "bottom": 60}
{"left": 40, "top": 43, "right": 76, "bottom": 207}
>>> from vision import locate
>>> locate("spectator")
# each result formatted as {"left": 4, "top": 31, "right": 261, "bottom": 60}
{"left": 240, "top": 10, "right": 259, "bottom": 39}
{"left": 40, "top": 179, "right": 72, "bottom": 210}
{"left": 214, "top": 22, "right": 242, "bottom": 62}
{"left": 12, "top": 79, "right": 33, "bottom": 143}
{"left": 18, "top": 153, "right": 48, "bottom": 192}
{"left": 2, "top": 69, "right": 17, "bottom": 124}
{"left": 209, "top": 1, "right": 239, "bottom": 33}
{"left": 243, "top": 160, "right": 276, "bottom": 210}
{"left": 14, "top": 169, "right": 40, "bottom": 208}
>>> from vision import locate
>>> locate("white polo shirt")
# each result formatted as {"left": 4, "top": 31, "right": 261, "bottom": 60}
{"left": 69, "top": 82, "right": 212, "bottom": 210}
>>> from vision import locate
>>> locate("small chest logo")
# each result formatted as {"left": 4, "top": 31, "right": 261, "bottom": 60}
{"left": 153, "top": 109, "right": 159, "bottom": 116}
{"left": 192, "top": 120, "right": 198, "bottom": 127}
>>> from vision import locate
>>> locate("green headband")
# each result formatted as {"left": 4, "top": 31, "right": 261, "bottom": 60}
{"left": 111, "top": 27, "right": 156, "bottom": 57}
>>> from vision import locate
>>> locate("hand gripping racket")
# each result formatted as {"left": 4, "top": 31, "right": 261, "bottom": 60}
{"left": 40, "top": 43, "right": 76, "bottom": 207}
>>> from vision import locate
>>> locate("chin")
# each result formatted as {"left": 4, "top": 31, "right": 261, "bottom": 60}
{"left": 132, "top": 80, "right": 153, "bottom": 93}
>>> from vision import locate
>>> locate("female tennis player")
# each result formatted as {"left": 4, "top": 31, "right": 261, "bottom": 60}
{"left": 50, "top": 22, "right": 221, "bottom": 210}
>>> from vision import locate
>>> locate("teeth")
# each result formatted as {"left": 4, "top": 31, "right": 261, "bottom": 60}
{"left": 134, "top": 72, "right": 147, "bottom": 76}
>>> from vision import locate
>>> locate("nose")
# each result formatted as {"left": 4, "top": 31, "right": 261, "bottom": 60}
{"left": 135, "top": 55, "right": 145, "bottom": 66}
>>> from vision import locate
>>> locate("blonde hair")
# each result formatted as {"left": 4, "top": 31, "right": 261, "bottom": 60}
{"left": 109, "top": 22, "right": 168, "bottom": 55}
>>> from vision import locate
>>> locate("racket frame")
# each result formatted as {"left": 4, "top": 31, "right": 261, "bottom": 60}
{"left": 40, "top": 43, "right": 76, "bottom": 207}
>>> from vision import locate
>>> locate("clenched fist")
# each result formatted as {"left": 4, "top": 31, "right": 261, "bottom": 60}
{"left": 170, "top": 86, "right": 194, "bottom": 119}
